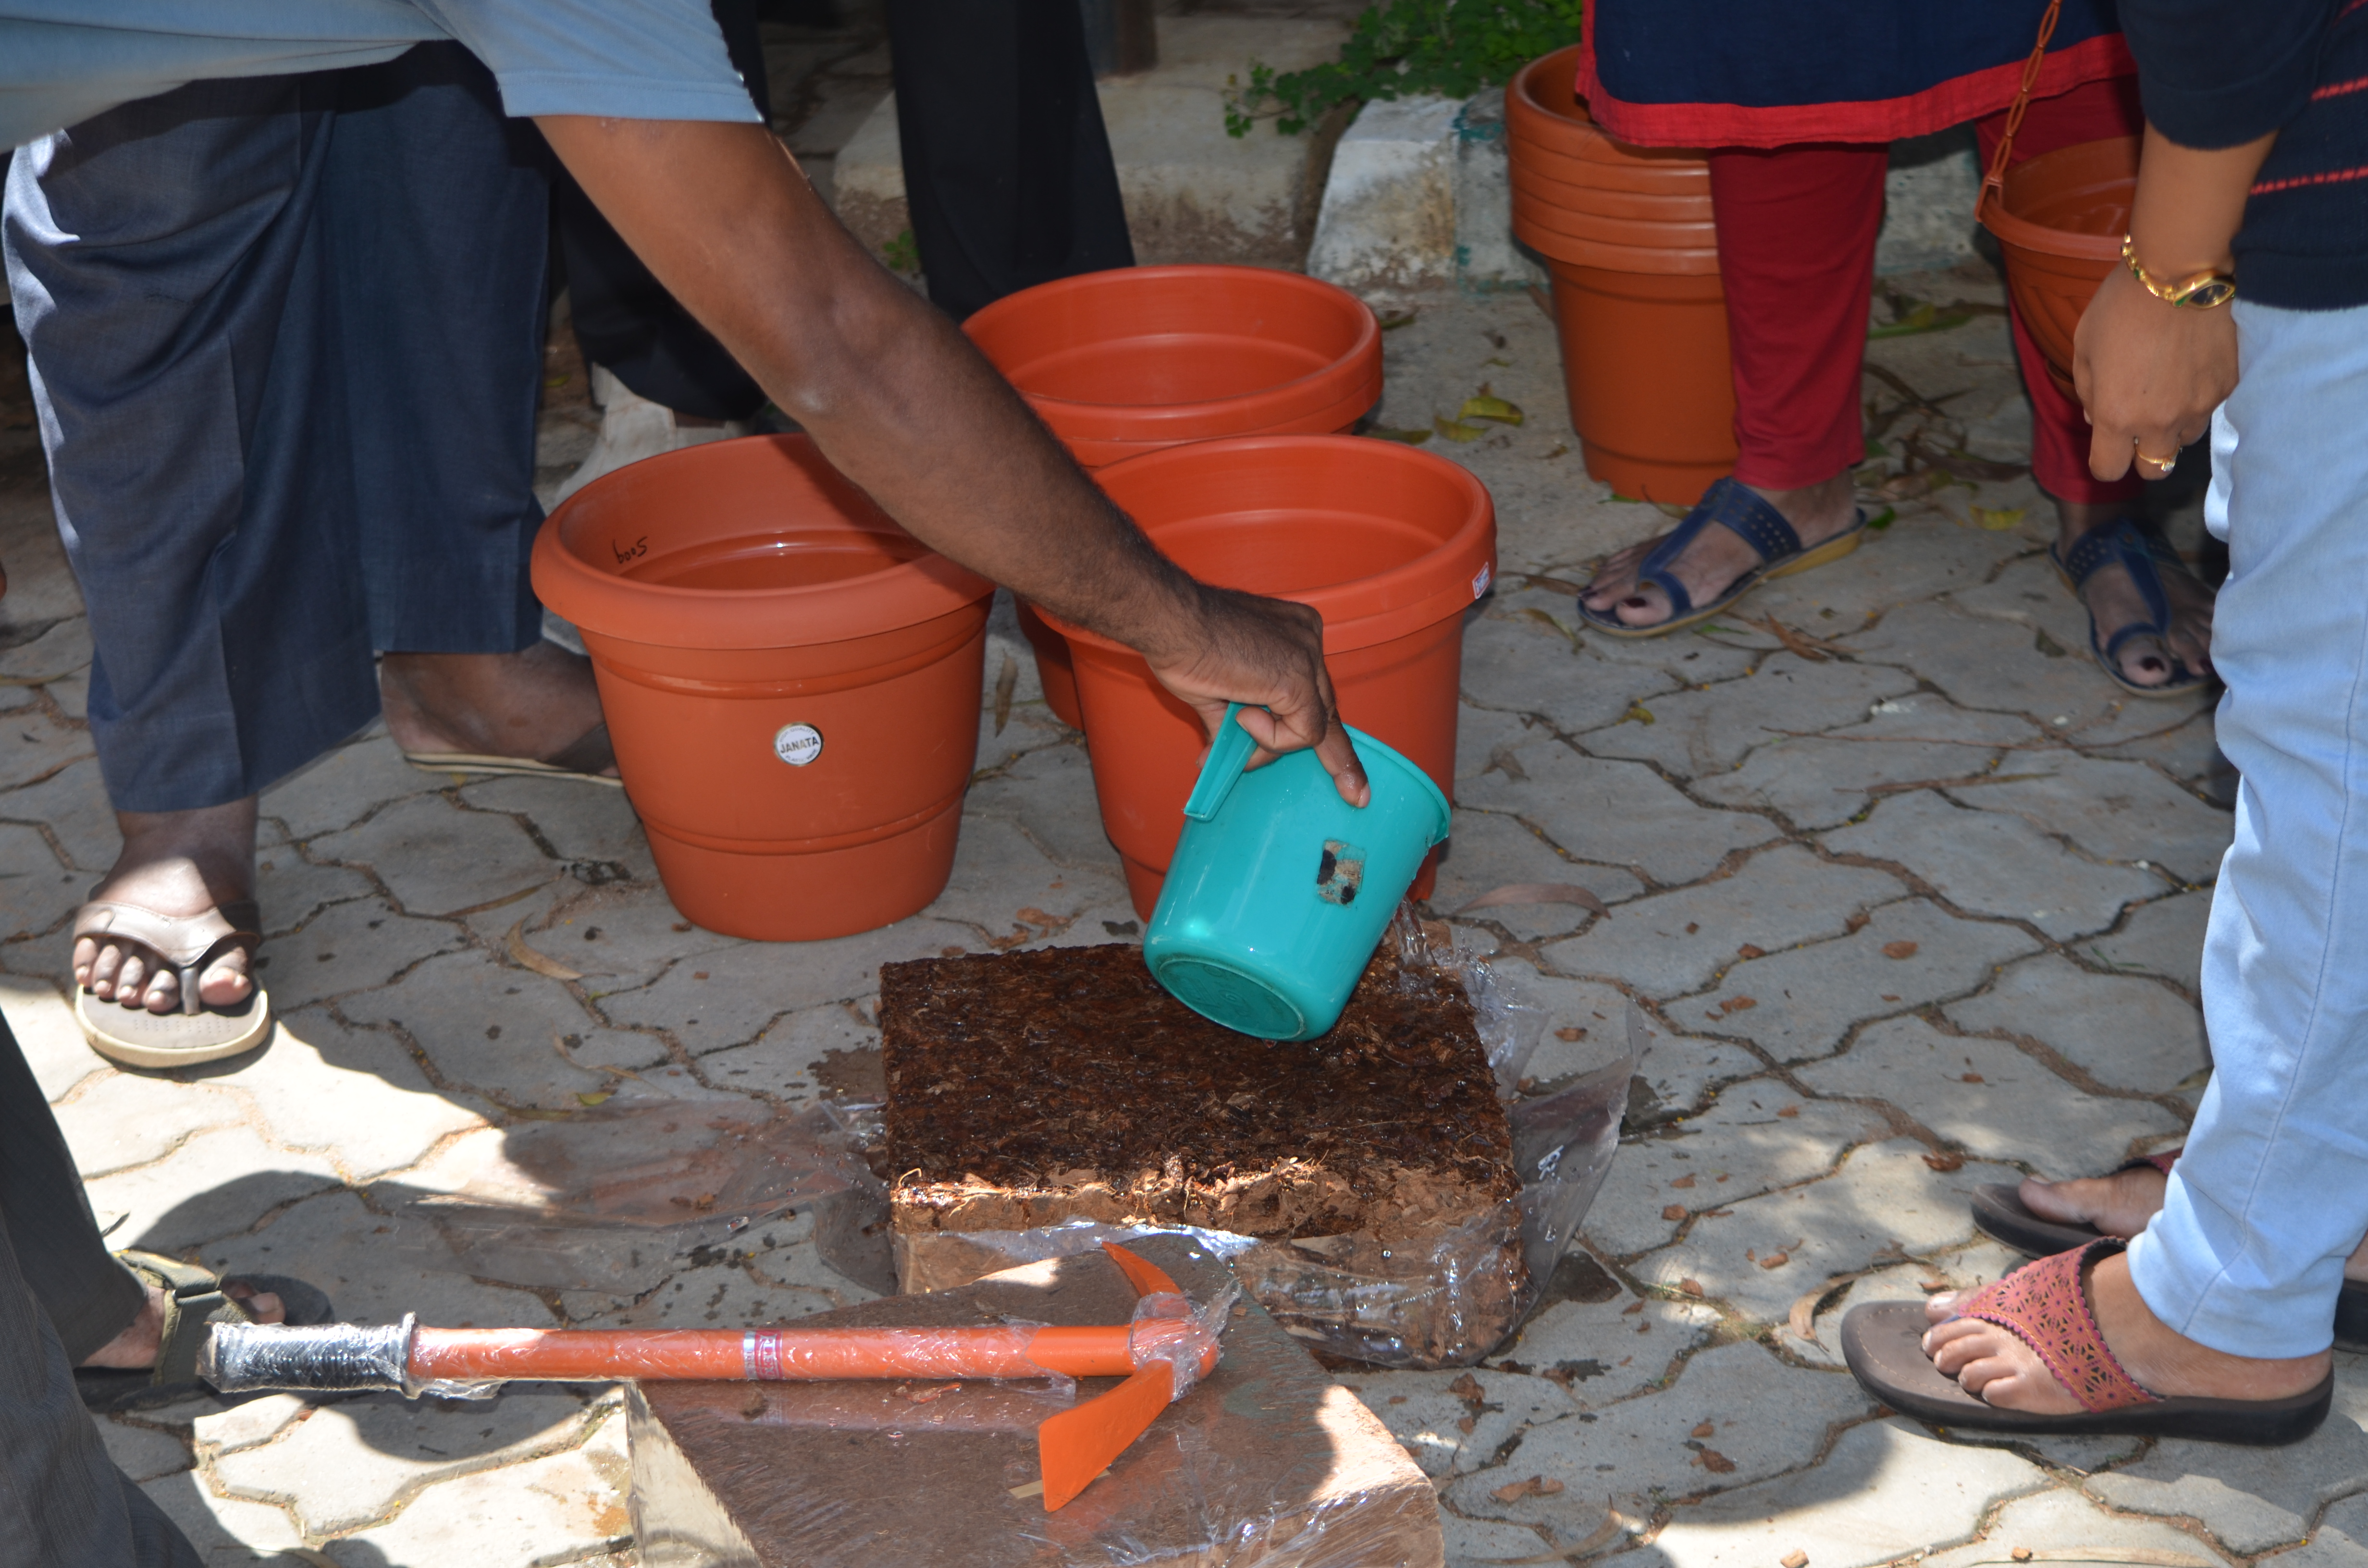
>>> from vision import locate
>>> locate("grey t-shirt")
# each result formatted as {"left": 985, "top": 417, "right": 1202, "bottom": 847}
{"left": 1, "top": 0, "right": 762, "bottom": 148}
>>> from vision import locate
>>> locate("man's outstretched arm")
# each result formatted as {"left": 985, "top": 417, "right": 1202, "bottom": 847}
{"left": 535, "top": 115, "right": 1367, "bottom": 803}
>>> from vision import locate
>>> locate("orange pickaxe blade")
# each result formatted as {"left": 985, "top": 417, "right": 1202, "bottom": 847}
{"left": 1100, "top": 1241, "right": 1183, "bottom": 1300}
{"left": 1035, "top": 1360, "right": 1173, "bottom": 1511}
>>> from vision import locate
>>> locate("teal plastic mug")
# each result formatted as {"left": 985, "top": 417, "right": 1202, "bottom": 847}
{"left": 1144, "top": 705, "right": 1453, "bottom": 1040}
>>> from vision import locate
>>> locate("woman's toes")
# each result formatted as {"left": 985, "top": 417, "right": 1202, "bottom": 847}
{"left": 142, "top": 969, "right": 180, "bottom": 1015}
{"left": 225, "top": 1282, "right": 285, "bottom": 1324}
{"left": 2117, "top": 637, "right": 2175, "bottom": 686}
{"left": 1924, "top": 1289, "right": 1972, "bottom": 1323}
{"left": 113, "top": 950, "right": 149, "bottom": 1003}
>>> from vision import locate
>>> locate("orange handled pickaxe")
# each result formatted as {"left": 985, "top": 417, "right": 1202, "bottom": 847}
{"left": 199, "top": 1242, "right": 1227, "bottom": 1510}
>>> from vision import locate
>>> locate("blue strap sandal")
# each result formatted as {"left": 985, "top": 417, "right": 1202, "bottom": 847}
{"left": 2049, "top": 518, "right": 2209, "bottom": 699}
{"left": 1578, "top": 477, "right": 1869, "bottom": 639}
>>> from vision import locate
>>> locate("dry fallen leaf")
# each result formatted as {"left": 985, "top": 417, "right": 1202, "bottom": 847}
{"left": 505, "top": 920, "right": 583, "bottom": 981}
{"left": 1449, "top": 1372, "right": 1484, "bottom": 1403}
{"left": 907, "top": 1382, "right": 960, "bottom": 1404}
{"left": 1621, "top": 1300, "right": 1645, "bottom": 1316}
{"left": 1662, "top": 1204, "right": 1688, "bottom": 1222}
{"left": 1690, "top": 1420, "right": 1715, "bottom": 1438}
{"left": 1678, "top": 1278, "right": 1704, "bottom": 1297}
{"left": 1455, "top": 882, "right": 1610, "bottom": 918}
{"left": 1720, "top": 996, "right": 1758, "bottom": 1013}
{"left": 1845, "top": 911, "right": 1870, "bottom": 933}
{"left": 1776, "top": 1104, "right": 1800, "bottom": 1118}
{"left": 1459, "top": 389, "right": 1526, "bottom": 427}
{"left": 1491, "top": 1479, "right": 1529, "bottom": 1504}
{"left": 1517, "top": 606, "right": 1580, "bottom": 651}
{"left": 1554, "top": 1025, "right": 1588, "bottom": 1042}
{"left": 1669, "top": 1174, "right": 1696, "bottom": 1189}
{"left": 1698, "top": 1448, "right": 1738, "bottom": 1474}
{"left": 1783, "top": 1552, "right": 1810, "bottom": 1568}
{"left": 1455, "top": 1415, "right": 1477, "bottom": 1433}
{"left": 1762, "top": 615, "right": 1830, "bottom": 663}
{"left": 2010, "top": 1550, "right": 2033, "bottom": 1563}
{"left": 1483, "top": 744, "right": 1530, "bottom": 782}
{"left": 1881, "top": 940, "right": 1920, "bottom": 959}
{"left": 575, "top": 1090, "right": 613, "bottom": 1107}
{"left": 1623, "top": 700, "right": 1657, "bottom": 726}
{"left": 1973, "top": 504, "right": 2027, "bottom": 531}
{"left": 1922, "top": 1151, "right": 1965, "bottom": 1172}
{"left": 1434, "top": 414, "right": 1486, "bottom": 442}
{"left": 1961, "top": 1072, "right": 1986, "bottom": 1084}
{"left": 1737, "top": 943, "right": 1765, "bottom": 960}
{"left": 991, "top": 652, "right": 1018, "bottom": 735}
{"left": 1759, "top": 1250, "right": 1791, "bottom": 1270}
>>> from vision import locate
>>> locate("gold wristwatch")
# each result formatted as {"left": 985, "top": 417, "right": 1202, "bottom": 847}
{"left": 2121, "top": 237, "right": 2236, "bottom": 309}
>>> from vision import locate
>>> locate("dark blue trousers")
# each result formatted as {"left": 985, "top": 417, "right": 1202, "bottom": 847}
{"left": 3, "top": 44, "right": 550, "bottom": 812}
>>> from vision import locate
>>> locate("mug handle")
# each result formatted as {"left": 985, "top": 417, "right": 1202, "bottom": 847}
{"left": 1181, "top": 703, "right": 1259, "bottom": 821}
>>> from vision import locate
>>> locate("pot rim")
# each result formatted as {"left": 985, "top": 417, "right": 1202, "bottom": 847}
{"left": 965, "top": 264, "right": 1382, "bottom": 436}
{"left": 531, "top": 434, "right": 993, "bottom": 651}
{"left": 1981, "top": 133, "right": 2134, "bottom": 263}
{"left": 1037, "top": 434, "right": 1496, "bottom": 657}
{"left": 1507, "top": 46, "right": 1713, "bottom": 168}
{"left": 1059, "top": 378, "right": 1382, "bottom": 467}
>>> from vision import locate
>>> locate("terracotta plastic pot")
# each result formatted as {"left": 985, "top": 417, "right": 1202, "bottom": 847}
{"left": 967, "top": 265, "right": 1383, "bottom": 730}
{"left": 1035, "top": 436, "right": 1495, "bottom": 920}
{"left": 531, "top": 436, "right": 993, "bottom": 941}
{"left": 1504, "top": 48, "right": 1732, "bottom": 502}
{"left": 1544, "top": 264, "right": 1738, "bottom": 503}
{"left": 1982, "top": 135, "right": 2135, "bottom": 398}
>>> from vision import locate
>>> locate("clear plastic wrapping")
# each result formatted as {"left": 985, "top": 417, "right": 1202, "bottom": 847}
{"left": 626, "top": 1237, "right": 1448, "bottom": 1568}
{"left": 398, "top": 1101, "right": 891, "bottom": 1297}
{"left": 894, "top": 912, "right": 1641, "bottom": 1370}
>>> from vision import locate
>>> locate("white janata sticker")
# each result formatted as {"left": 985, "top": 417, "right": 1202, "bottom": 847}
{"left": 1471, "top": 562, "right": 1492, "bottom": 599}
{"left": 773, "top": 723, "right": 824, "bottom": 766}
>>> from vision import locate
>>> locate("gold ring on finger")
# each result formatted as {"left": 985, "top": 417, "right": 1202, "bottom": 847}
{"left": 2135, "top": 446, "right": 2178, "bottom": 475}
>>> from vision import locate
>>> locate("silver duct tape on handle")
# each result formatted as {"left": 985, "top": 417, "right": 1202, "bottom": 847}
{"left": 200, "top": 1313, "right": 419, "bottom": 1396}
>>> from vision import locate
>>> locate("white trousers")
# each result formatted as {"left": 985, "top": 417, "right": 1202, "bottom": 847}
{"left": 2129, "top": 297, "right": 2368, "bottom": 1358}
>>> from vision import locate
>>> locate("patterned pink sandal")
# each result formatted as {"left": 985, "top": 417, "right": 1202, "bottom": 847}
{"left": 1840, "top": 1239, "right": 2331, "bottom": 1446}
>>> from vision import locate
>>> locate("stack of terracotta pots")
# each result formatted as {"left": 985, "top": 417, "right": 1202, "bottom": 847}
{"left": 1506, "top": 46, "right": 1736, "bottom": 505}
{"left": 964, "top": 265, "right": 1382, "bottom": 728}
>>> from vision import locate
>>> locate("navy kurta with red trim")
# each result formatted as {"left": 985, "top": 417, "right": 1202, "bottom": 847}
{"left": 1579, "top": 0, "right": 2132, "bottom": 148}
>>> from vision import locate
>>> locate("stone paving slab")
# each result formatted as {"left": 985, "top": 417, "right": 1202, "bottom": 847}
{"left": 1826, "top": 787, "right": 2164, "bottom": 940}
{"left": 2084, "top": 1363, "right": 2368, "bottom": 1555}
{"left": 1643, "top": 1418, "right": 2050, "bottom": 1568}
{"left": 1640, "top": 1139, "right": 2026, "bottom": 1328}
{"left": 1584, "top": 1081, "right": 1890, "bottom": 1257}
{"left": 1580, "top": 653, "right": 1917, "bottom": 781}
{"left": 1947, "top": 950, "right": 2210, "bottom": 1096}
{"left": 1541, "top": 844, "right": 1906, "bottom": 998}
{"left": 1459, "top": 738, "right": 1782, "bottom": 889}
{"left": 1796, "top": 1015, "right": 2183, "bottom": 1178}
{"left": 1447, "top": 1342, "right": 1873, "bottom": 1524}
{"left": 2084, "top": 889, "right": 2215, "bottom": 995}
{"left": 1678, "top": 897, "right": 2040, "bottom": 1063}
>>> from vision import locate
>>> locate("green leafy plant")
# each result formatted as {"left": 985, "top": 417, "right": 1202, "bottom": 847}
{"left": 881, "top": 228, "right": 920, "bottom": 275}
{"left": 1225, "top": 0, "right": 1584, "bottom": 137}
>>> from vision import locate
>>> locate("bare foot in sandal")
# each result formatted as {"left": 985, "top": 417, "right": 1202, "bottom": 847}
{"left": 1922, "top": 1246, "right": 2327, "bottom": 1414}
{"left": 2055, "top": 502, "right": 2215, "bottom": 690}
{"left": 379, "top": 644, "right": 616, "bottom": 776}
{"left": 78, "top": 1278, "right": 284, "bottom": 1370}
{"left": 2023, "top": 1163, "right": 2368, "bottom": 1281}
{"left": 76, "top": 797, "right": 258, "bottom": 1016}
{"left": 1581, "top": 472, "right": 1860, "bottom": 630}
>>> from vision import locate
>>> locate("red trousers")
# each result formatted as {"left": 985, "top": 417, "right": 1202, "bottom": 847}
{"left": 1705, "top": 76, "right": 2143, "bottom": 505}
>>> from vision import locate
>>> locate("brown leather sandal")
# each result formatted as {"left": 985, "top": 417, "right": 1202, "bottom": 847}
{"left": 72, "top": 898, "right": 271, "bottom": 1067}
